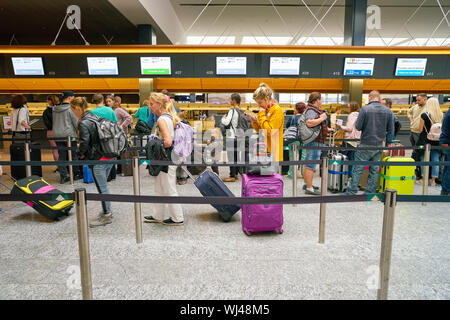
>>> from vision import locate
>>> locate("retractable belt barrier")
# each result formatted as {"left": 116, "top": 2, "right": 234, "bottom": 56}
{"left": 1, "top": 159, "right": 450, "bottom": 167}
{"left": 1, "top": 192, "right": 448, "bottom": 204}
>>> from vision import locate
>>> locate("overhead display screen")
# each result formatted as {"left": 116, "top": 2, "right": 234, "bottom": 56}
{"left": 140, "top": 57, "right": 171, "bottom": 75}
{"left": 343, "top": 57, "right": 375, "bottom": 76}
{"left": 12, "top": 57, "right": 45, "bottom": 75}
{"left": 87, "top": 57, "right": 118, "bottom": 75}
{"left": 270, "top": 57, "right": 300, "bottom": 75}
{"left": 395, "top": 58, "right": 427, "bottom": 76}
{"left": 216, "top": 57, "right": 247, "bottom": 75}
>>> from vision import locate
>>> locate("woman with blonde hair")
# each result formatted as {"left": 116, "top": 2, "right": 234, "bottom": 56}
{"left": 144, "top": 92, "right": 184, "bottom": 226}
{"left": 417, "top": 97, "right": 443, "bottom": 186}
{"left": 247, "top": 83, "right": 284, "bottom": 162}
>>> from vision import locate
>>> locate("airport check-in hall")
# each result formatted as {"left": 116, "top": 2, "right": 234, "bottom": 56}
{"left": 0, "top": 0, "right": 449, "bottom": 303}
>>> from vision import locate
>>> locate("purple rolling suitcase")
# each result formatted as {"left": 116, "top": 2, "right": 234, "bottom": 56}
{"left": 241, "top": 173, "right": 284, "bottom": 236}
{"left": 183, "top": 168, "right": 241, "bottom": 222}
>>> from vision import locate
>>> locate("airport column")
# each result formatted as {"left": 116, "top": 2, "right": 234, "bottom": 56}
{"left": 139, "top": 79, "right": 156, "bottom": 106}
{"left": 343, "top": 0, "right": 367, "bottom": 46}
{"left": 342, "top": 0, "right": 367, "bottom": 107}
{"left": 138, "top": 24, "right": 156, "bottom": 45}
{"left": 342, "top": 79, "right": 364, "bottom": 108}
{"left": 138, "top": 24, "right": 157, "bottom": 105}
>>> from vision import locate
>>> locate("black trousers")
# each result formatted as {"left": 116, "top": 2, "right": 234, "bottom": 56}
{"left": 410, "top": 132, "right": 422, "bottom": 179}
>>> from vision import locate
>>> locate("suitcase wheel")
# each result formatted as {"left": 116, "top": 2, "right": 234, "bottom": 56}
{"left": 278, "top": 229, "right": 283, "bottom": 234}
{"left": 220, "top": 212, "right": 232, "bottom": 222}
{"left": 244, "top": 230, "right": 252, "bottom": 236}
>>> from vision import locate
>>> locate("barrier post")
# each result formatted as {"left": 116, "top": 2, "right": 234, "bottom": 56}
{"left": 292, "top": 144, "right": 298, "bottom": 207}
{"left": 132, "top": 157, "right": 143, "bottom": 244}
{"left": 377, "top": 189, "right": 397, "bottom": 300}
{"left": 319, "top": 157, "right": 328, "bottom": 244}
{"left": 422, "top": 143, "right": 431, "bottom": 206}
{"left": 75, "top": 188, "right": 93, "bottom": 300}
{"left": 67, "top": 137, "right": 74, "bottom": 185}
{"left": 24, "top": 142, "right": 31, "bottom": 177}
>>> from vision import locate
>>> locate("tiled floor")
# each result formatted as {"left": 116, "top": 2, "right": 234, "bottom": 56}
{"left": 0, "top": 147, "right": 449, "bottom": 300}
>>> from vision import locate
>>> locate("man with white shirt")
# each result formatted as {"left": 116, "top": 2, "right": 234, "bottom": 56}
{"left": 221, "top": 93, "right": 242, "bottom": 182}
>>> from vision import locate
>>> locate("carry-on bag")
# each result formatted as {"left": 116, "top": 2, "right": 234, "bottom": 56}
{"left": 327, "top": 133, "right": 349, "bottom": 193}
{"left": 10, "top": 143, "right": 42, "bottom": 180}
{"left": 182, "top": 167, "right": 240, "bottom": 222}
{"left": 328, "top": 153, "right": 349, "bottom": 193}
{"left": 4, "top": 174, "right": 74, "bottom": 221}
{"left": 241, "top": 173, "right": 284, "bottom": 236}
{"left": 83, "top": 165, "right": 94, "bottom": 184}
{"left": 378, "top": 156, "right": 415, "bottom": 195}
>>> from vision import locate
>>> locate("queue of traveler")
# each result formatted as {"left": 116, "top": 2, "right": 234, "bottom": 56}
{"left": 4, "top": 88, "right": 449, "bottom": 228}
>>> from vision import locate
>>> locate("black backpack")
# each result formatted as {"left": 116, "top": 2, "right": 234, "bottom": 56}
{"left": 135, "top": 120, "right": 152, "bottom": 135}
{"left": 232, "top": 108, "right": 252, "bottom": 130}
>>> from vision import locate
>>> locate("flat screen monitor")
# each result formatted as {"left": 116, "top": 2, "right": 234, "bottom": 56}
{"left": 216, "top": 57, "right": 247, "bottom": 75}
{"left": 395, "top": 58, "right": 427, "bottom": 76}
{"left": 140, "top": 57, "right": 171, "bottom": 75}
{"left": 343, "top": 57, "right": 375, "bottom": 76}
{"left": 270, "top": 57, "right": 300, "bottom": 75}
{"left": 87, "top": 57, "right": 118, "bottom": 75}
{"left": 12, "top": 57, "right": 45, "bottom": 75}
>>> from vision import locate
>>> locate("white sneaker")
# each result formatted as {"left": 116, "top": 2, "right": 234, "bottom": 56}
{"left": 89, "top": 213, "right": 113, "bottom": 228}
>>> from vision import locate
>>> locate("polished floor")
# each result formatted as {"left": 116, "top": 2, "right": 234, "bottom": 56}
{"left": 0, "top": 147, "right": 449, "bottom": 300}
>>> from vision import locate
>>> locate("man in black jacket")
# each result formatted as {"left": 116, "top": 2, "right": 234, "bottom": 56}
{"left": 72, "top": 97, "right": 115, "bottom": 228}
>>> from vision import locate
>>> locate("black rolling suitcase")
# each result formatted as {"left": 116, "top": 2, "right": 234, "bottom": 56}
{"left": 10, "top": 143, "right": 42, "bottom": 180}
{"left": 4, "top": 174, "right": 74, "bottom": 221}
{"left": 182, "top": 168, "right": 240, "bottom": 222}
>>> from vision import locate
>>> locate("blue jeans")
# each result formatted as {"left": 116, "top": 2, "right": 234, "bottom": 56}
{"left": 420, "top": 149, "right": 440, "bottom": 178}
{"left": 304, "top": 141, "right": 324, "bottom": 171}
{"left": 346, "top": 144, "right": 382, "bottom": 194}
{"left": 341, "top": 142, "right": 356, "bottom": 179}
{"left": 441, "top": 142, "right": 450, "bottom": 195}
{"left": 92, "top": 163, "right": 114, "bottom": 214}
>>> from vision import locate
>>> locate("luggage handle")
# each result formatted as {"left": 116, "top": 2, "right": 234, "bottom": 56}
{"left": 181, "top": 166, "right": 198, "bottom": 182}
{"left": 0, "top": 173, "right": 14, "bottom": 191}
{"left": 2, "top": 172, "right": 17, "bottom": 183}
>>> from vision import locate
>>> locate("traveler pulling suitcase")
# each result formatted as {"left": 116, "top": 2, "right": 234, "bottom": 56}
{"left": 241, "top": 173, "right": 284, "bottom": 236}
{"left": 182, "top": 167, "right": 240, "bottom": 222}
{"left": 3, "top": 174, "right": 74, "bottom": 221}
{"left": 378, "top": 156, "right": 415, "bottom": 195}
{"left": 10, "top": 143, "right": 42, "bottom": 180}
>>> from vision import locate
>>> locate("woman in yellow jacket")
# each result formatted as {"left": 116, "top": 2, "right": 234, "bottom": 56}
{"left": 247, "top": 83, "right": 284, "bottom": 162}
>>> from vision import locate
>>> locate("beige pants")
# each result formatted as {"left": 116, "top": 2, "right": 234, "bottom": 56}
{"left": 153, "top": 166, "right": 184, "bottom": 223}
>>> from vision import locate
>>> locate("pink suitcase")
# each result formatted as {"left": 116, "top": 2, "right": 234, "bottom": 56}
{"left": 241, "top": 174, "right": 284, "bottom": 236}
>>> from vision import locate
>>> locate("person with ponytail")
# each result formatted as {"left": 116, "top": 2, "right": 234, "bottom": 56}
{"left": 417, "top": 97, "right": 444, "bottom": 186}
{"left": 247, "top": 83, "right": 285, "bottom": 162}
{"left": 143, "top": 92, "right": 184, "bottom": 226}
